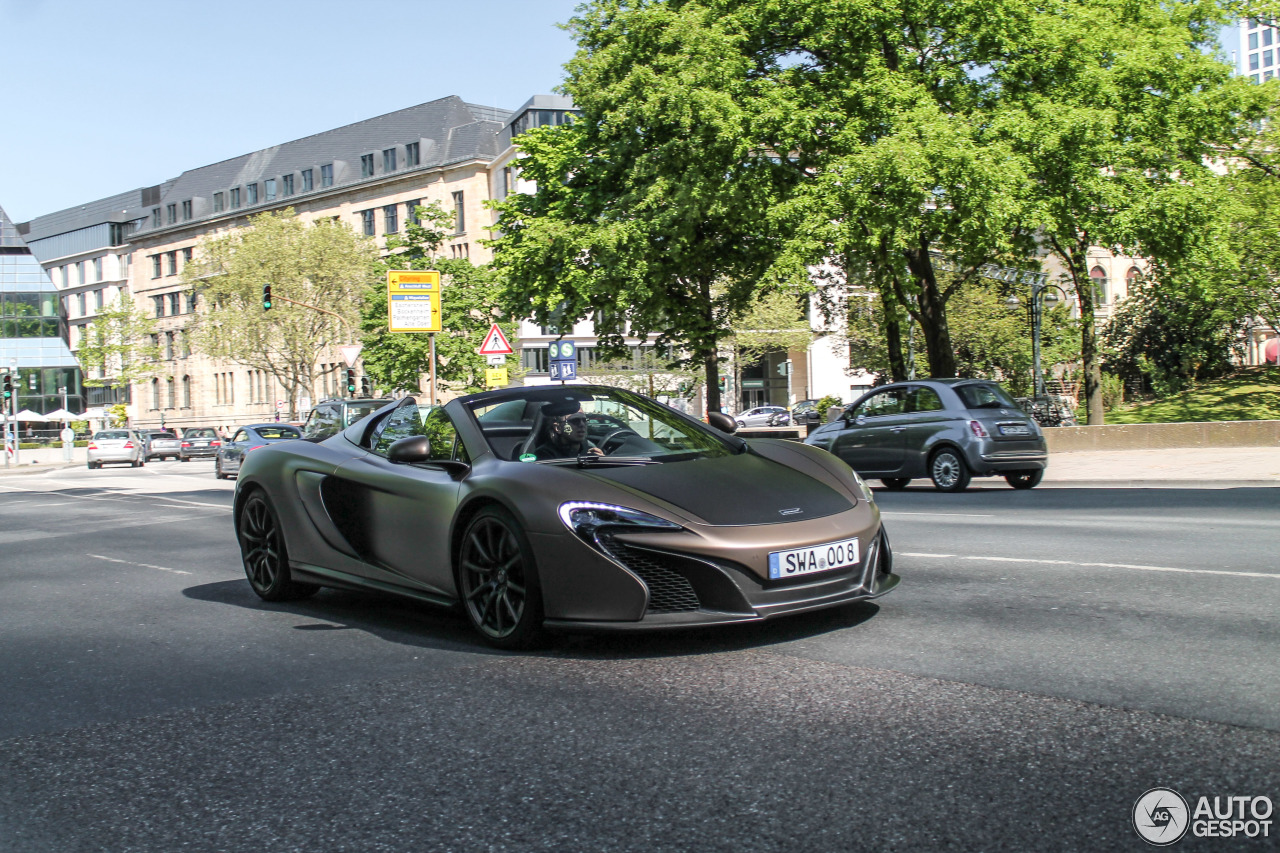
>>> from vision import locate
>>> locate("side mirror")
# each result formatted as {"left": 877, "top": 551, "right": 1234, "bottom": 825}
{"left": 388, "top": 435, "right": 431, "bottom": 464}
{"left": 706, "top": 412, "right": 738, "bottom": 434}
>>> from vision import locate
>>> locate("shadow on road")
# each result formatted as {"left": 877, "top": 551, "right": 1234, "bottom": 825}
{"left": 183, "top": 578, "right": 883, "bottom": 660}
{"left": 871, "top": 484, "right": 1280, "bottom": 512}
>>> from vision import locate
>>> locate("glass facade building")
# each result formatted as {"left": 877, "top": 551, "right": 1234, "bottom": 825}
{"left": 0, "top": 205, "right": 83, "bottom": 415}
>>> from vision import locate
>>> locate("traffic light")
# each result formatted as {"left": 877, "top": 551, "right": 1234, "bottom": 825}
{"left": 717, "top": 376, "right": 727, "bottom": 393}
{"left": 345, "top": 368, "right": 356, "bottom": 396}
{"left": 262, "top": 282, "right": 273, "bottom": 310}
{"left": 1, "top": 373, "right": 11, "bottom": 401}
{"left": 27, "top": 373, "right": 36, "bottom": 390}
{"left": 360, "top": 376, "right": 372, "bottom": 396}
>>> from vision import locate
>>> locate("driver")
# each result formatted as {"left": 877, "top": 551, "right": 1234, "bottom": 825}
{"left": 531, "top": 400, "right": 605, "bottom": 460}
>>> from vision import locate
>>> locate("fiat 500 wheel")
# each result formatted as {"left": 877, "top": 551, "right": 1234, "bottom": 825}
{"left": 929, "top": 448, "right": 971, "bottom": 492}
{"left": 238, "top": 491, "right": 318, "bottom": 601}
{"left": 457, "top": 506, "right": 545, "bottom": 650}
{"left": 1005, "top": 469, "right": 1044, "bottom": 490}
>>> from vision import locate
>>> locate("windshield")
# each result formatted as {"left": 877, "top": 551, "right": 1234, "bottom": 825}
{"left": 95, "top": 431, "right": 128, "bottom": 440}
{"left": 466, "top": 386, "right": 737, "bottom": 463}
{"left": 343, "top": 402, "right": 386, "bottom": 427}
{"left": 257, "top": 425, "right": 301, "bottom": 440}
{"left": 955, "top": 382, "right": 1019, "bottom": 410}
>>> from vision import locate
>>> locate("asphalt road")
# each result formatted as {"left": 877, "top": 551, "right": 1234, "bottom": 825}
{"left": 1, "top": 463, "right": 1277, "bottom": 852}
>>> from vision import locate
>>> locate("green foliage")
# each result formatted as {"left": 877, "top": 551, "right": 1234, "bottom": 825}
{"left": 1103, "top": 274, "right": 1248, "bottom": 395}
{"left": 583, "top": 348, "right": 704, "bottom": 399}
{"left": 814, "top": 395, "right": 843, "bottom": 421}
{"left": 106, "top": 404, "right": 127, "bottom": 427}
{"left": 184, "top": 209, "right": 377, "bottom": 412}
{"left": 1099, "top": 373, "right": 1125, "bottom": 411}
{"left": 361, "top": 202, "right": 520, "bottom": 395}
{"left": 1106, "top": 369, "right": 1280, "bottom": 423}
{"left": 488, "top": 1, "right": 799, "bottom": 409}
{"left": 76, "top": 295, "right": 162, "bottom": 387}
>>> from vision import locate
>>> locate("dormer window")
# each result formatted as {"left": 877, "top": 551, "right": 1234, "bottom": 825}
{"left": 406, "top": 142, "right": 420, "bottom": 167}
{"left": 265, "top": 179, "right": 277, "bottom": 201}
{"left": 181, "top": 200, "right": 192, "bottom": 221}
{"left": 166, "top": 203, "right": 177, "bottom": 224}
{"left": 383, "top": 148, "right": 397, "bottom": 172}
{"left": 246, "top": 183, "right": 258, "bottom": 205}
{"left": 230, "top": 187, "right": 241, "bottom": 209}
{"left": 361, "top": 154, "right": 375, "bottom": 178}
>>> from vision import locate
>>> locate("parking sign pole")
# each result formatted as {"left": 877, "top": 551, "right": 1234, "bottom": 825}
{"left": 429, "top": 334, "right": 437, "bottom": 406}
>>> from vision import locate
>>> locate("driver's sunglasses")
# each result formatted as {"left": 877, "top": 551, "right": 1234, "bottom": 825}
{"left": 565, "top": 414, "right": 588, "bottom": 426}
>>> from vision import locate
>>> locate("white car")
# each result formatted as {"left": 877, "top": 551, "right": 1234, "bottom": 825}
{"left": 734, "top": 406, "right": 791, "bottom": 428}
{"left": 86, "top": 430, "right": 145, "bottom": 469}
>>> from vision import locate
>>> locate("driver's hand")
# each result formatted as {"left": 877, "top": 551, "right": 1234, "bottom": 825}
{"left": 585, "top": 446, "right": 605, "bottom": 456}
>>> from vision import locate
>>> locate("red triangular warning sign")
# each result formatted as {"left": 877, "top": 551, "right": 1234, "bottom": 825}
{"left": 478, "top": 323, "right": 514, "bottom": 355}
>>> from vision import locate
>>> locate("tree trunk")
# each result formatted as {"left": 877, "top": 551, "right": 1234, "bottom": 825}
{"left": 902, "top": 244, "right": 957, "bottom": 377}
{"left": 1061, "top": 240, "right": 1103, "bottom": 425}
{"left": 703, "top": 350, "right": 721, "bottom": 413}
{"left": 884, "top": 308, "right": 908, "bottom": 382}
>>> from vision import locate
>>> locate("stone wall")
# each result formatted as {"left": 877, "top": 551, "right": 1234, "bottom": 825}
{"left": 1045, "top": 420, "right": 1280, "bottom": 452}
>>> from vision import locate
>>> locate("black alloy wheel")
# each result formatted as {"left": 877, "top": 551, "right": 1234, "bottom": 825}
{"left": 457, "top": 506, "right": 544, "bottom": 650}
{"left": 880, "top": 478, "right": 911, "bottom": 490}
{"left": 929, "top": 448, "right": 971, "bottom": 492}
{"left": 1005, "top": 469, "right": 1044, "bottom": 490}
{"left": 238, "top": 491, "right": 318, "bottom": 602}
{"left": 215, "top": 458, "right": 225, "bottom": 480}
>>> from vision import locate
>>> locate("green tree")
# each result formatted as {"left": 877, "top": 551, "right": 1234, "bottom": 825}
{"left": 582, "top": 347, "right": 704, "bottom": 401}
{"left": 183, "top": 210, "right": 376, "bottom": 414}
{"left": 361, "top": 203, "right": 520, "bottom": 395}
{"left": 488, "top": 1, "right": 798, "bottom": 412}
{"left": 723, "top": 287, "right": 813, "bottom": 395}
{"left": 75, "top": 295, "right": 162, "bottom": 388}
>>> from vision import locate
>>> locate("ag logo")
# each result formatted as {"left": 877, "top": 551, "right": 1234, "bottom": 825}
{"left": 1133, "top": 787, "right": 1190, "bottom": 846}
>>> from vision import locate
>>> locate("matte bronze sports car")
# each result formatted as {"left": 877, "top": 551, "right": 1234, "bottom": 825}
{"left": 232, "top": 385, "right": 897, "bottom": 648}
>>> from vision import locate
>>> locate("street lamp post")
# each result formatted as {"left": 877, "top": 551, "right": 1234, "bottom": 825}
{"left": 1006, "top": 281, "right": 1070, "bottom": 400}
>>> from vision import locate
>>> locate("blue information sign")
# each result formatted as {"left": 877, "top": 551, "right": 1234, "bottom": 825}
{"left": 549, "top": 360, "right": 577, "bottom": 381}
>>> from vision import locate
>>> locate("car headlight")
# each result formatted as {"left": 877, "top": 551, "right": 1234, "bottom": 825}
{"left": 558, "top": 502, "right": 682, "bottom": 542}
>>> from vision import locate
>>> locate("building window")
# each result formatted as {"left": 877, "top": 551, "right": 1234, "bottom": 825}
{"left": 406, "top": 142, "right": 420, "bottom": 167}
{"left": 166, "top": 252, "right": 178, "bottom": 276}
{"left": 186, "top": 292, "right": 199, "bottom": 313}
{"left": 1089, "top": 265, "right": 1108, "bottom": 305}
{"left": 1267, "top": 70, "right": 1275, "bottom": 81}
{"left": 93, "top": 257, "right": 103, "bottom": 281}
{"left": 301, "top": 169, "right": 313, "bottom": 191}
{"left": 95, "top": 289, "right": 104, "bottom": 310}
{"left": 152, "top": 208, "right": 162, "bottom": 227}
{"left": 361, "top": 209, "right": 376, "bottom": 236}
{"left": 265, "top": 178, "right": 277, "bottom": 201}
{"left": 282, "top": 174, "right": 294, "bottom": 196}
{"left": 452, "top": 191, "right": 465, "bottom": 233}
{"left": 1251, "top": 52, "right": 1260, "bottom": 70}
{"left": 213, "top": 192, "right": 224, "bottom": 212}
{"left": 1267, "top": 28, "right": 1274, "bottom": 46}
{"left": 166, "top": 376, "right": 175, "bottom": 408}
{"left": 151, "top": 256, "right": 162, "bottom": 279}
{"left": 164, "top": 331, "right": 174, "bottom": 360}
{"left": 231, "top": 187, "right": 241, "bottom": 209}
{"left": 77, "top": 292, "right": 86, "bottom": 316}
{"left": 182, "top": 200, "right": 192, "bottom": 220}
{"left": 182, "top": 376, "right": 191, "bottom": 408}
{"left": 1251, "top": 31, "right": 1260, "bottom": 49}
{"left": 183, "top": 247, "right": 193, "bottom": 266}
{"left": 450, "top": 243, "right": 469, "bottom": 259}
{"left": 246, "top": 183, "right": 259, "bottom": 204}
{"left": 361, "top": 153, "right": 375, "bottom": 178}
{"left": 384, "top": 205, "right": 398, "bottom": 234}
{"left": 405, "top": 199, "right": 421, "bottom": 225}
{"left": 166, "top": 203, "right": 177, "bottom": 224}
{"left": 151, "top": 379, "right": 160, "bottom": 410}
{"left": 321, "top": 164, "right": 334, "bottom": 187}
{"left": 168, "top": 293, "right": 181, "bottom": 316}
{"left": 383, "top": 148, "right": 397, "bottom": 172}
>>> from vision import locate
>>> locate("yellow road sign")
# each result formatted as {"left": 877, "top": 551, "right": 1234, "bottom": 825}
{"left": 387, "top": 270, "right": 441, "bottom": 332}
{"left": 485, "top": 367, "right": 508, "bottom": 388}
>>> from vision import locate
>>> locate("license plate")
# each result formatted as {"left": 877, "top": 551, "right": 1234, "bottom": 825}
{"left": 769, "top": 537, "right": 859, "bottom": 580}
{"left": 999, "top": 424, "right": 1031, "bottom": 436}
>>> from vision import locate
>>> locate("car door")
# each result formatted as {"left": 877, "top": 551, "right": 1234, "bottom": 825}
{"left": 900, "top": 385, "right": 954, "bottom": 473}
{"left": 832, "top": 388, "right": 909, "bottom": 475}
{"left": 224, "top": 429, "right": 250, "bottom": 473}
{"left": 325, "top": 399, "right": 465, "bottom": 596}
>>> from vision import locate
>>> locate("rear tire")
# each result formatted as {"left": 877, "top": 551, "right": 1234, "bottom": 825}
{"left": 238, "top": 490, "right": 318, "bottom": 601}
{"left": 880, "top": 478, "right": 911, "bottom": 490}
{"left": 1005, "top": 469, "right": 1044, "bottom": 490}
{"left": 929, "top": 448, "right": 971, "bottom": 492}
{"left": 215, "top": 459, "right": 225, "bottom": 480}
{"left": 456, "top": 506, "right": 545, "bottom": 650}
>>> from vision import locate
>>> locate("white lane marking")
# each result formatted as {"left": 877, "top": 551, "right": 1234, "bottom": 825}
{"left": 0, "top": 481, "right": 230, "bottom": 511}
{"left": 898, "top": 552, "right": 1279, "bottom": 580}
{"left": 881, "top": 511, "right": 994, "bottom": 518}
{"left": 88, "top": 554, "right": 192, "bottom": 575}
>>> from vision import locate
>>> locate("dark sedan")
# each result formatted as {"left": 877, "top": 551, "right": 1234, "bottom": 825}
{"left": 233, "top": 385, "right": 897, "bottom": 649}
{"left": 804, "top": 379, "right": 1048, "bottom": 492}
{"left": 216, "top": 424, "right": 303, "bottom": 479}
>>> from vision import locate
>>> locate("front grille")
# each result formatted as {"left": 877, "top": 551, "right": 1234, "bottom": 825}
{"left": 598, "top": 538, "right": 701, "bottom": 613}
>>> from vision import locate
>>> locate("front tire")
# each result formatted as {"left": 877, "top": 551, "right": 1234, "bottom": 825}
{"left": 1005, "top": 469, "right": 1044, "bottom": 490}
{"left": 457, "top": 506, "right": 544, "bottom": 650}
{"left": 929, "top": 448, "right": 971, "bottom": 492}
{"left": 215, "top": 459, "right": 225, "bottom": 480}
{"left": 238, "top": 490, "right": 318, "bottom": 601}
{"left": 881, "top": 478, "right": 911, "bottom": 490}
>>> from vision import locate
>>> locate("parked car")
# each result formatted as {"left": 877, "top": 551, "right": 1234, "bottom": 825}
{"left": 734, "top": 405, "right": 791, "bottom": 428}
{"left": 216, "top": 423, "right": 303, "bottom": 479}
{"left": 180, "top": 427, "right": 222, "bottom": 461}
{"left": 804, "top": 379, "right": 1048, "bottom": 492}
{"left": 301, "top": 398, "right": 392, "bottom": 441}
{"left": 86, "top": 430, "right": 145, "bottom": 469}
{"left": 233, "top": 385, "right": 896, "bottom": 648}
{"left": 790, "top": 399, "right": 824, "bottom": 429}
{"left": 142, "top": 430, "right": 181, "bottom": 461}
